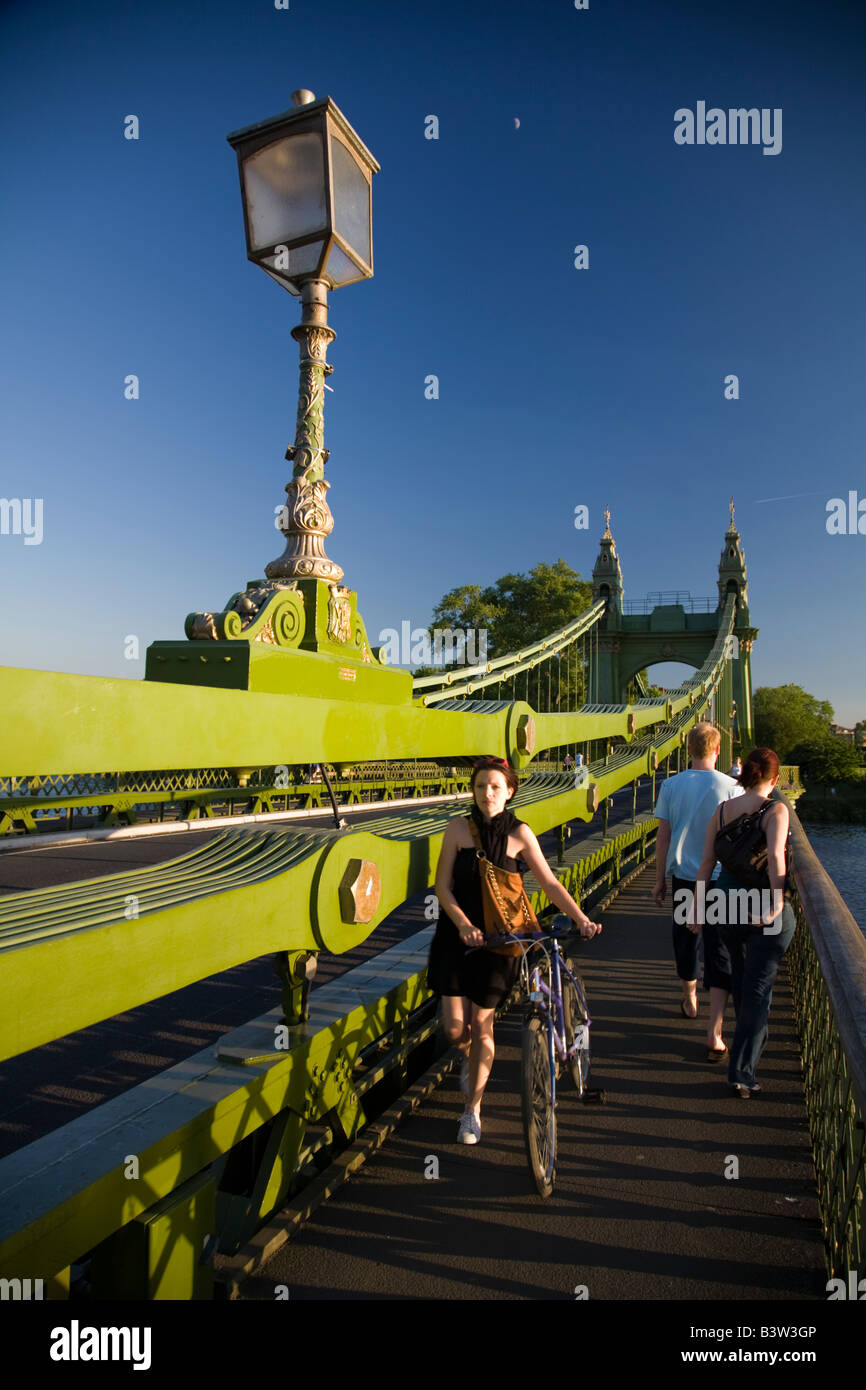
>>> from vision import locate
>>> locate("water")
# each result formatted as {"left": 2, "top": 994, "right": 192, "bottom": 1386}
{"left": 800, "top": 823, "right": 866, "bottom": 936}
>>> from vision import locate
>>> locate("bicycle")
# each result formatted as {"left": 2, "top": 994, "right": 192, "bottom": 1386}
{"left": 481, "top": 916, "right": 605, "bottom": 1197}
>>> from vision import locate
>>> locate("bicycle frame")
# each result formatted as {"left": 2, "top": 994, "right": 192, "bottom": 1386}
{"left": 527, "top": 937, "right": 591, "bottom": 1103}
{"left": 474, "top": 922, "right": 591, "bottom": 1098}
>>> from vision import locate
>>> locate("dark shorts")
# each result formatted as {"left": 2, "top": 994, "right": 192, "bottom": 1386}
{"left": 671, "top": 876, "right": 732, "bottom": 991}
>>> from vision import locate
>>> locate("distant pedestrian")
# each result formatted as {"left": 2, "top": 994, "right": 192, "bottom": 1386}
{"left": 652, "top": 722, "right": 743, "bottom": 1056}
{"left": 691, "top": 748, "right": 793, "bottom": 1098}
{"left": 564, "top": 752, "right": 574, "bottom": 772}
{"left": 730, "top": 758, "right": 742, "bottom": 778}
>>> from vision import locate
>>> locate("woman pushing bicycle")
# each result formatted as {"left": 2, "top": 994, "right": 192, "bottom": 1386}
{"left": 427, "top": 755, "right": 602, "bottom": 1146}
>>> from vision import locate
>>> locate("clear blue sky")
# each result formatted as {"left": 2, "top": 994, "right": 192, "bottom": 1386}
{"left": 1, "top": 0, "right": 864, "bottom": 724}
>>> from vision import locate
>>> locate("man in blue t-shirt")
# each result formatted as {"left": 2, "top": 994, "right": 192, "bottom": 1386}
{"left": 653, "top": 722, "right": 743, "bottom": 1058}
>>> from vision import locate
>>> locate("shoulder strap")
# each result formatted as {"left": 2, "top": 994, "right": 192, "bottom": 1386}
{"left": 719, "top": 801, "right": 726, "bottom": 828}
{"left": 465, "top": 816, "right": 485, "bottom": 856}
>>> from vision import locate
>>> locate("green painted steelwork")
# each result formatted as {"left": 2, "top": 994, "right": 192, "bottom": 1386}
{"left": 0, "top": 575, "right": 735, "bottom": 1294}
{"left": 0, "top": 603, "right": 731, "bottom": 1062}
{"left": 0, "top": 691, "right": 714, "bottom": 1065}
{"left": 590, "top": 511, "right": 757, "bottom": 749}
{"left": 0, "top": 597, "right": 733, "bottom": 780}
{"left": 0, "top": 815, "right": 659, "bottom": 1292}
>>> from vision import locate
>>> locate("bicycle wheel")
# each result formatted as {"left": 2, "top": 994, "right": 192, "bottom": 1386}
{"left": 520, "top": 1013, "right": 556, "bottom": 1197}
{"left": 562, "top": 970, "right": 590, "bottom": 1094}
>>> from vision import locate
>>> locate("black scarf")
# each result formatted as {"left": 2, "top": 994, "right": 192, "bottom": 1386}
{"left": 470, "top": 801, "right": 520, "bottom": 868}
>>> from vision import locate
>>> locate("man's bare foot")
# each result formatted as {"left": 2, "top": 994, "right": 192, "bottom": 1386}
{"left": 680, "top": 990, "right": 698, "bottom": 1019}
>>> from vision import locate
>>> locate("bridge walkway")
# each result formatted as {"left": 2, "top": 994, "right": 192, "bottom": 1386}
{"left": 238, "top": 865, "right": 824, "bottom": 1301}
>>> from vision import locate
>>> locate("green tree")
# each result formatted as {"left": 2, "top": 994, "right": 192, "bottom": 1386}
{"left": 626, "top": 667, "right": 666, "bottom": 701}
{"left": 425, "top": 559, "right": 593, "bottom": 710}
{"left": 787, "top": 736, "right": 861, "bottom": 784}
{"left": 753, "top": 685, "right": 834, "bottom": 763}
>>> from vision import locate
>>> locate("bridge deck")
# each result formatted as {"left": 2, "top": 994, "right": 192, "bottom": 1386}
{"left": 237, "top": 865, "right": 824, "bottom": 1301}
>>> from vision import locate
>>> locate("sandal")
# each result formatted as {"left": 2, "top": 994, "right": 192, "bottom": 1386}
{"left": 706, "top": 1045, "right": 728, "bottom": 1062}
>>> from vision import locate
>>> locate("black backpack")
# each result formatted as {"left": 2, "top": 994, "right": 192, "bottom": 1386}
{"left": 714, "top": 799, "right": 792, "bottom": 891}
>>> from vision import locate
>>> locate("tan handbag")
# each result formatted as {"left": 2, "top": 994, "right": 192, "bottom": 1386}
{"left": 466, "top": 817, "right": 537, "bottom": 957}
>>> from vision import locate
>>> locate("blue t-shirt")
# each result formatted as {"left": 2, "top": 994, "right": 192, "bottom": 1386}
{"left": 654, "top": 769, "right": 743, "bottom": 880}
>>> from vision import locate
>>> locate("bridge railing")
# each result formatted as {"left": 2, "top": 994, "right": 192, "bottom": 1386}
{"left": 0, "top": 815, "right": 659, "bottom": 1297}
{"left": 787, "top": 808, "right": 866, "bottom": 1277}
{"left": 622, "top": 594, "right": 718, "bottom": 614}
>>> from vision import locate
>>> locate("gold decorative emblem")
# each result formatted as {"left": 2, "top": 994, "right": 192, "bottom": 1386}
{"left": 327, "top": 584, "right": 353, "bottom": 644}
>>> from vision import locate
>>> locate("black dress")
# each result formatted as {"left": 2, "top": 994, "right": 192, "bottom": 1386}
{"left": 426, "top": 818, "right": 525, "bottom": 1008}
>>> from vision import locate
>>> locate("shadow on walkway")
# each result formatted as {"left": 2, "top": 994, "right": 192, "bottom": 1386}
{"left": 243, "top": 865, "right": 824, "bottom": 1300}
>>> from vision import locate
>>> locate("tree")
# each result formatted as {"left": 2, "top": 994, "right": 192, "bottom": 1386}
{"left": 626, "top": 667, "right": 666, "bottom": 701}
{"left": 752, "top": 685, "right": 834, "bottom": 763}
{"left": 787, "top": 736, "right": 861, "bottom": 784}
{"left": 426, "top": 559, "right": 593, "bottom": 709}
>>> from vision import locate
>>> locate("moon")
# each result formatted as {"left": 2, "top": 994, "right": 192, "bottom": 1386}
{"left": 514, "top": 117, "right": 520, "bottom": 129}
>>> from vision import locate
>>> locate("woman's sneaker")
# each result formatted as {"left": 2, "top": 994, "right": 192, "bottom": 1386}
{"left": 457, "top": 1111, "right": 481, "bottom": 1144}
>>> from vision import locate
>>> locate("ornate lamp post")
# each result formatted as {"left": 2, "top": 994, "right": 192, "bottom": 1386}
{"left": 226, "top": 90, "right": 378, "bottom": 590}
{"left": 147, "top": 94, "right": 407, "bottom": 701}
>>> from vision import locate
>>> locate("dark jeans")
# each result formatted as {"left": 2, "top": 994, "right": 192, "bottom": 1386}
{"left": 720, "top": 903, "right": 796, "bottom": 1087}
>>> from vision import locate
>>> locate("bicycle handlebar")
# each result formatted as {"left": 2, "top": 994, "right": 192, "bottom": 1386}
{"left": 471, "top": 921, "right": 583, "bottom": 950}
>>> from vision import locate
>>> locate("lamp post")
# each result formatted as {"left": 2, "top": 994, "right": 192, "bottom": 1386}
{"left": 149, "top": 94, "right": 406, "bottom": 697}
{"left": 226, "top": 90, "right": 379, "bottom": 589}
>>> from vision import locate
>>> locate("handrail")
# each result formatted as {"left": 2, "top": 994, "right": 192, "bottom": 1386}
{"left": 789, "top": 813, "right": 866, "bottom": 1116}
{"left": 786, "top": 805, "right": 866, "bottom": 1275}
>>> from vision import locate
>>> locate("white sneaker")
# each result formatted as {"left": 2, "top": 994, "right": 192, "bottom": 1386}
{"left": 459, "top": 1058, "right": 470, "bottom": 1094}
{"left": 457, "top": 1111, "right": 481, "bottom": 1145}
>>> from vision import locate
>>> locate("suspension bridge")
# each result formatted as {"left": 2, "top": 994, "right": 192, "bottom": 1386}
{"left": 0, "top": 89, "right": 863, "bottom": 1315}
{"left": 0, "top": 502, "right": 862, "bottom": 1306}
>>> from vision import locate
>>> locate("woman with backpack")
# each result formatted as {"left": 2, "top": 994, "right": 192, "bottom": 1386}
{"left": 690, "top": 748, "right": 794, "bottom": 1099}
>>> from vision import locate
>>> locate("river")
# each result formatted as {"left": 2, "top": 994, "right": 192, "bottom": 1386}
{"left": 800, "top": 823, "right": 866, "bottom": 936}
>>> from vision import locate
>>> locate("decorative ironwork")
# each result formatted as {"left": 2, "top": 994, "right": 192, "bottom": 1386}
{"left": 267, "top": 281, "right": 343, "bottom": 582}
{"left": 787, "top": 812, "right": 866, "bottom": 1279}
{"left": 185, "top": 581, "right": 305, "bottom": 648}
{"left": 327, "top": 585, "right": 353, "bottom": 644}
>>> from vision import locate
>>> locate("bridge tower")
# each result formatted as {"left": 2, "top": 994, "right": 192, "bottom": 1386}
{"left": 589, "top": 503, "right": 757, "bottom": 763}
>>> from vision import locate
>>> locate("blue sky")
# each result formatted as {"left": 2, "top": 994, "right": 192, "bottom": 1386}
{"left": 1, "top": 0, "right": 864, "bottom": 724}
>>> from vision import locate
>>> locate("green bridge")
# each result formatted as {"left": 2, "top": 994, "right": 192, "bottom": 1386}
{"left": 0, "top": 90, "right": 862, "bottom": 1306}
